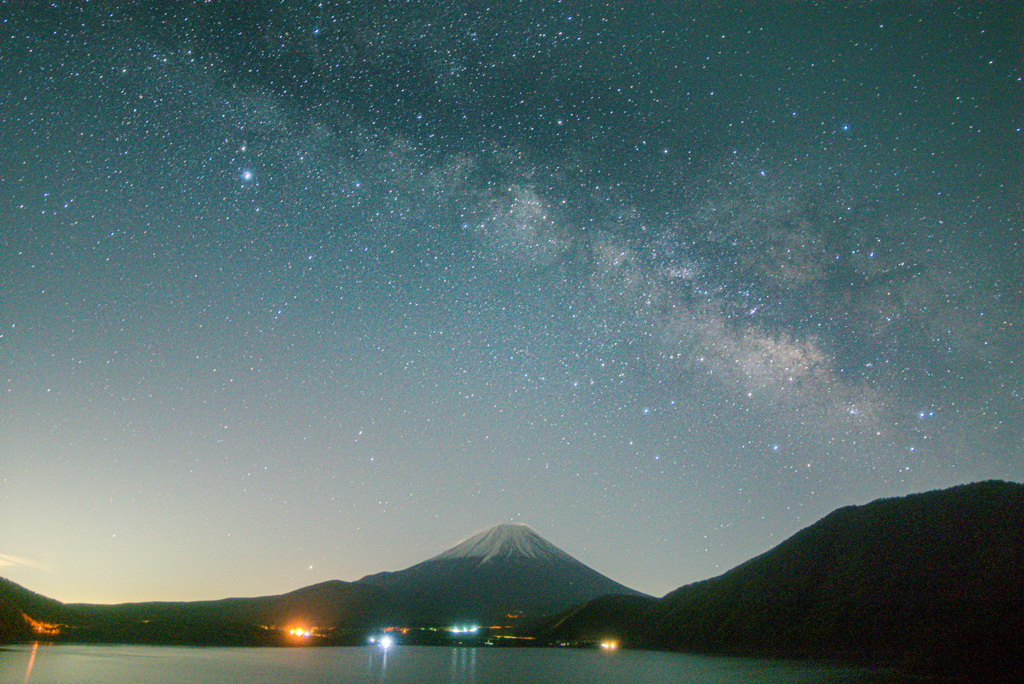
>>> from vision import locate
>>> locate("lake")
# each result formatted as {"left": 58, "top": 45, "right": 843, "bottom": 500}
{"left": 2, "top": 643, "right": 911, "bottom": 683}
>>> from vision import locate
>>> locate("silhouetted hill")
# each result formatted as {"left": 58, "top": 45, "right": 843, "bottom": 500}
{"left": 356, "top": 523, "right": 647, "bottom": 624}
{"left": 538, "top": 480, "right": 1024, "bottom": 675}
{"left": 1, "top": 576, "right": 401, "bottom": 645}
{"left": 534, "top": 593, "right": 659, "bottom": 647}
{"left": 69, "top": 579, "right": 412, "bottom": 644}
{"left": 0, "top": 576, "right": 67, "bottom": 643}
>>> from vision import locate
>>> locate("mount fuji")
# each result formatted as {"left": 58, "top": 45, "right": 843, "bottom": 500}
{"left": 0, "top": 523, "right": 645, "bottom": 643}
{"left": 355, "top": 523, "right": 647, "bottom": 624}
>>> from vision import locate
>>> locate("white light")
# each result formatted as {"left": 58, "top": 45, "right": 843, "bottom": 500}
{"left": 379, "top": 635, "right": 394, "bottom": 648}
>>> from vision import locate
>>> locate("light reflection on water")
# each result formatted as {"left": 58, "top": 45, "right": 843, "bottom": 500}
{"left": 20, "top": 642, "right": 38, "bottom": 684}
{"left": 0, "top": 643, "right": 911, "bottom": 684}
{"left": 449, "top": 645, "right": 476, "bottom": 684}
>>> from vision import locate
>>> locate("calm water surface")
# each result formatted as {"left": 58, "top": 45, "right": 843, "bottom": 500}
{"left": 2, "top": 643, "right": 911, "bottom": 683}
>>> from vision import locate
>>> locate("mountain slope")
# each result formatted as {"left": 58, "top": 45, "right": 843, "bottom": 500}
{"left": 539, "top": 480, "right": 1024, "bottom": 673}
{"left": 357, "top": 523, "right": 647, "bottom": 624}
{"left": 0, "top": 576, "right": 67, "bottom": 643}
{"left": 2, "top": 577, "right": 399, "bottom": 645}
{"left": 63, "top": 579, "right": 398, "bottom": 635}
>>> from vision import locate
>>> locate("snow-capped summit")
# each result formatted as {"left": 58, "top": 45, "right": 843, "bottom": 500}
{"left": 431, "top": 523, "right": 574, "bottom": 564}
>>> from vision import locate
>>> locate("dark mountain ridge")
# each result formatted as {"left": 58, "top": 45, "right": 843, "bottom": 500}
{"left": 0, "top": 576, "right": 67, "bottom": 642}
{"left": 1, "top": 577, "right": 401, "bottom": 645}
{"left": 538, "top": 480, "right": 1024, "bottom": 675}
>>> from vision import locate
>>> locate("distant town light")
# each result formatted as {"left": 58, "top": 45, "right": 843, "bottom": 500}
{"left": 600, "top": 640, "right": 618, "bottom": 650}
{"left": 21, "top": 613, "right": 64, "bottom": 636}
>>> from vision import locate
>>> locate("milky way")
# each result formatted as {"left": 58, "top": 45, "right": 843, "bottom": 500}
{"left": 1, "top": 2, "right": 1021, "bottom": 603}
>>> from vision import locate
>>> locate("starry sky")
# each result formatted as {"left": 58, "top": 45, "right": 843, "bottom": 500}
{"left": 1, "top": 2, "right": 1021, "bottom": 605}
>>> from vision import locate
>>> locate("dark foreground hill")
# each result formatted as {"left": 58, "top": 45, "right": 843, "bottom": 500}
{"left": 0, "top": 577, "right": 67, "bottom": 643}
{"left": 538, "top": 480, "right": 1024, "bottom": 675}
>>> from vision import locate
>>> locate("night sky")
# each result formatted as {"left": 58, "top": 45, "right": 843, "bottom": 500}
{"left": 2, "top": 2, "right": 1021, "bottom": 605}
